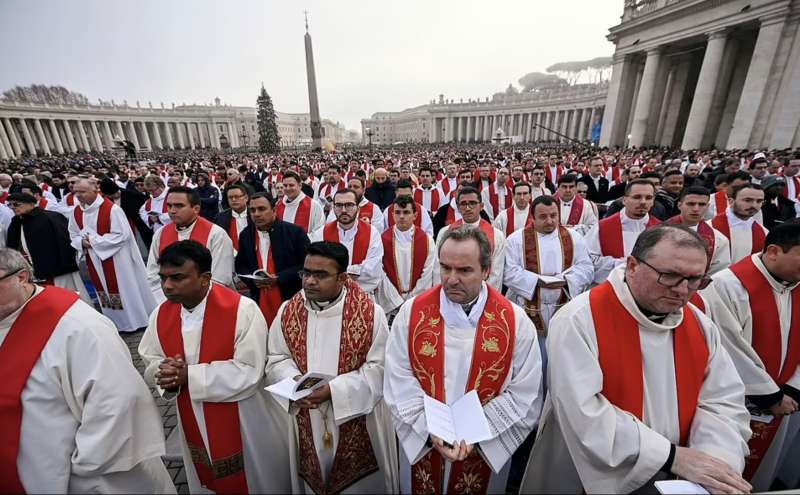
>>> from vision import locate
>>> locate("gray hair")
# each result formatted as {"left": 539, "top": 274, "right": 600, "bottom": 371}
{"left": 144, "top": 175, "right": 165, "bottom": 188}
{"left": 438, "top": 225, "right": 492, "bottom": 271}
{"left": 630, "top": 224, "right": 708, "bottom": 261}
{"left": 0, "top": 248, "right": 33, "bottom": 279}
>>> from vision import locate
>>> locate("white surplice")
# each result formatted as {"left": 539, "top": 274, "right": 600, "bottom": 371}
{"left": 139, "top": 287, "right": 292, "bottom": 494}
{"left": 384, "top": 283, "right": 543, "bottom": 494}
{"left": 310, "top": 222, "right": 384, "bottom": 295}
{"left": 434, "top": 220, "right": 506, "bottom": 290}
{"left": 324, "top": 197, "right": 387, "bottom": 232}
{"left": 266, "top": 288, "right": 399, "bottom": 494}
{"left": 4, "top": 287, "right": 174, "bottom": 493}
{"left": 503, "top": 227, "right": 594, "bottom": 333}
{"left": 492, "top": 204, "right": 531, "bottom": 236}
{"left": 68, "top": 195, "right": 156, "bottom": 332}
{"left": 586, "top": 210, "right": 653, "bottom": 284}
{"left": 281, "top": 192, "right": 326, "bottom": 233}
{"left": 559, "top": 198, "right": 598, "bottom": 236}
{"left": 691, "top": 222, "right": 731, "bottom": 275}
{"left": 146, "top": 218, "right": 235, "bottom": 304}
{"left": 701, "top": 254, "right": 800, "bottom": 491}
{"left": 415, "top": 186, "right": 445, "bottom": 215}
{"left": 724, "top": 210, "right": 770, "bottom": 264}
{"left": 522, "top": 266, "right": 751, "bottom": 494}
{"left": 530, "top": 184, "right": 553, "bottom": 199}
{"left": 480, "top": 183, "right": 511, "bottom": 219}
{"left": 381, "top": 204, "right": 434, "bottom": 237}
{"left": 20, "top": 224, "right": 92, "bottom": 304}
{"left": 138, "top": 188, "right": 171, "bottom": 231}
{"left": 376, "top": 225, "right": 436, "bottom": 313}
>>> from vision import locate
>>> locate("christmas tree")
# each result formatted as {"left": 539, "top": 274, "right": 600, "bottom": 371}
{"left": 257, "top": 84, "right": 280, "bottom": 152}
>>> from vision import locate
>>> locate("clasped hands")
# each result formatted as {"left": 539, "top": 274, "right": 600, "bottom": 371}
{"left": 155, "top": 354, "right": 188, "bottom": 391}
{"left": 291, "top": 375, "right": 332, "bottom": 410}
{"left": 430, "top": 436, "right": 474, "bottom": 462}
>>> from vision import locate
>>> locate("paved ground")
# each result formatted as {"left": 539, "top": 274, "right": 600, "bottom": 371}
{"left": 122, "top": 330, "right": 189, "bottom": 494}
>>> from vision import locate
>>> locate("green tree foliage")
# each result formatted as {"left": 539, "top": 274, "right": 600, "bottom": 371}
{"left": 257, "top": 85, "right": 280, "bottom": 152}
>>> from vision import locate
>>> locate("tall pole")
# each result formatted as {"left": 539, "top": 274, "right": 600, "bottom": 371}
{"left": 304, "top": 11, "right": 323, "bottom": 150}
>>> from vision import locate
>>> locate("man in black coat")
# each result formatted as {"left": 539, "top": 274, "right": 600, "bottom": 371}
{"left": 762, "top": 176, "right": 799, "bottom": 229}
{"left": 215, "top": 184, "right": 254, "bottom": 252}
{"left": 578, "top": 156, "right": 611, "bottom": 204}
{"left": 235, "top": 192, "right": 309, "bottom": 307}
{"left": 364, "top": 167, "right": 396, "bottom": 210}
{"left": 99, "top": 179, "right": 153, "bottom": 249}
{"left": 5, "top": 193, "right": 80, "bottom": 282}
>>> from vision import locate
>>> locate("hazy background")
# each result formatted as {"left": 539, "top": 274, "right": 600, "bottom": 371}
{"left": 0, "top": 0, "right": 621, "bottom": 130}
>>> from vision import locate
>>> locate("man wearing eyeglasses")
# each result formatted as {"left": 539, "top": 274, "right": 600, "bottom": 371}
{"left": 523, "top": 224, "right": 751, "bottom": 494}
{"left": 529, "top": 165, "right": 554, "bottom": 200}
{"left": 310, "top": 189, "right": 383, "bottom": 296}
{"left": 480, "top": 167, "right": 512, "bottom": 220}
{"left": 699, "top": 222, "right": 800, "bottom": 491}
{"left": 266, "top": 241, "right": 397, "bottom": 494}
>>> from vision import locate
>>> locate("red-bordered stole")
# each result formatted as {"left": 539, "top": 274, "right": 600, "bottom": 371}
{"left": 279, "top": 280, "right": 379, "bottom": 494}
{"left": 598, "top": 213, "right": 660, "bottom": 258}
{"left": 382, "top": 228, "right": 428, "bottom": 294}
{"left": 666, "top": 216, "right": 715, "bottom": 271}
{"left": 408, "top": 285, "right": 516, "bottom": 495}
{"left": 74, "top": 199, "right": 123, "bottom": 310}
{"left": 277, "top": 196, "right": 312, "bottom": 232}
{"left": 157, "top": 284, "right": 249, "bottom": 494}
{"left": 504, "top": 207, "right": 532, "bottom": 236}
{"left": 323, "top": 220, "right": 371, "bottom": 266}
{"left": 565, "top": 195, "right": 585, "bottom": 226}
{"left": 359, "top": 201, "right": 375, "bottom": 225}
{"left": 523, "top": 226, "right": 573, "bottom": 336}
{"left": 449, "top": 219, "right": 495, "bottom": 251}
{"left": 388, "top": 203, "right": 424, "bottom": 230}
{"left": 711, "top": 213, "right": 766, "bottom": 257}
{"left": 160, "top": 217, "right": 214, "bottom": 255}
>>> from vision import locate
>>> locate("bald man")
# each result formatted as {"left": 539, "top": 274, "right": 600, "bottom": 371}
{"left": 365, "top": 167, "right": 396, "bottom": 210}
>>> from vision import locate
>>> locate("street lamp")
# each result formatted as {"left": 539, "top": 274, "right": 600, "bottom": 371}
{"left": 365, "top": 127, "right": 375, "bottom": 150}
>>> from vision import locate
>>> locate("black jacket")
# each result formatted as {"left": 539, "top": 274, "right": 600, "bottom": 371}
{"left": 119, "top": 188, "right": 153, "bottom": 248}
{"left": 365, "top": 182, "right": 396, "bottom": 210}
{"left": 214, "top": 208, "right": 255, "bottom": 238}
{"left": 197, "top": 184, "right": 220, "bottom": 221}
{"left": 235, "top": 219, "right": 309, "bottom": 302}
{"left": 762, "top": 195, "right": 798, "bottom": 229}
{"left": 6, "top": 208, "right": 79, "bottom": 279}
{"left": 579, "top": 175, "right": 611, "bottom": 204}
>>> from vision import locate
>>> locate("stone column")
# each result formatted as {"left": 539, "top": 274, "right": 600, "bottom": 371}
{"left": 18, "top": 119, "right": 37, "bottom": 155}
{"left": 682, "top": 31, "right": 728, "bottom": 149}
{"left": 32, "top": 119, "right": 51, "bottom": 155}
{"left": 62, "top": 120, "right": 78, "bottom": 152}
{"left": 770, "top": 20, "right": 800, "bottom": 148}
{"left": 127, "top": 121, "right": 140, "bottom": 150}
{"left": 75, "top": 121, "right": 90, "bottom": 151}
{"left": 3, "top": 118, "right": 22, "bottom": 156}
{"left": 176, "top": 123, "right": 186, "bottom": 149}
{"left": 113, "top": 121, "right": 124, "bottom": 141}
{"left": 164, "top": 122, "right": 175, "bottom": 149}
{"left": 89, "top": 121, "right": 103, "bottom": 152}
{"left": 629, "top": 48, "right": 663, "bottom": 147}
{"left": 152, "top": 122, "right": 164, "bottom": 149}
{"left": 560, "top": 110, "right": 570, "bottom": 141}
{"left": 0, "top": 132, "right": 8, "bottom": 160}
{"left": 599, "top": 55, "right": 634, "bottom": 147}
{"left": 0, "top": 118, "right": 15, "bottom": 158}
{"left": 727, "top": 15, "right": 786, "bottom": 149}
{"left": 187, "top": 123, "right": 196, "bottom": 149}
{"left": 46, "top": 120, "right": 64, "bottom": 154}
{"left": 576, "top": 109, "right": 588, "bottom": 141}
{"left": 102, "top": 121, "right": 113, "bottom": 148}
{"left": 139, "top": 122, "right": 152, "bottom": 150}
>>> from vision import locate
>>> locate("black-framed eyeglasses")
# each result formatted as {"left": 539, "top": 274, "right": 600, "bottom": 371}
{"left": 0, "top": 268, "right": 23, "bottom": 282}
{"left": 635, "top": 258, "right": 712, "bottom": 290}
{"left": 458, "top": 200, "right": 481, "bottom": 208}
{"left": 333, "top": 202, "right": 357, "bottom": 210}
{"left": 298, "top": 269, "right": 338, "bottom": 281}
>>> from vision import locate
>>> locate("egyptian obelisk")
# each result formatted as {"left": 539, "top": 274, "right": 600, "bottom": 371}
{"left": 304, "top": 12, "right": 323, "bottom": 150}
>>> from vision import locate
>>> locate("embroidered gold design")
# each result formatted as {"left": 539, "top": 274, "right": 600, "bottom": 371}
{"left": 484, "top": 312, "right": 495, "bottom": 322}
{"left": 481, "top": 337, "right": 500, "bottom": 353}
{"left": 419, "top": 340, "right": 437, "bottom": 357}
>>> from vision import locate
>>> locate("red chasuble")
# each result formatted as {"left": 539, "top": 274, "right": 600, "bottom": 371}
{"left": 598, "top": 213, "right": 660, "bottom": 258}
{"left": 159, "top": 217, "right": 214, "bottom": 255}
{"left": 74, "top": 199, "right": 124, "bottom": 310}
{"left": 523, "top": 226, "right": 573, "bottom": 335}
{"left": 729, "top": 257, "right": 800, "bottom": 479}
{"left": 713, "top": 191, "right": 728, "bottom": 215}
{"left": 667, "top": 216, "right": 716, "bottom": 271}
{"left": 157, "top": 284, "right": 248, "bottom": 494}
{"left": 382, "top": 228, "right": 428, "bottom": 294}
{"left": 254, "top": 232, "right": 282, "bottom": 326}
{"left": 711, "top": 213, "right": 766, "bottom": 257}
{"left": 414, "top": 188, "right": 441, "bottom": 213}
{"left": 359, "top": 201, "right": 376, "bottom": 225}
{"left": 276, "top": 195, "right": 312, "bottom": 233}
{"left": 0, "top": 287, "right": 78, "bottom": 494}
{"left": 449, "top": 219, "right": 495, "bottom": 251}
{"left": 322, "top": 221, "right": 371, "bottom": 265}
{"left": 589, "top": 281, "right": 708, "bottom": 446}
{"left": 280, "top": 280, "right": 379, "bottom": 494}
{"left": 503, "top": 206, "right": 533, "bottom": 236}
{"left": 409, "top": 285, "right": 516, "bottom": 495}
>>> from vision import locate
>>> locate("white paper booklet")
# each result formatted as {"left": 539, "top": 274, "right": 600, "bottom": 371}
{"left": 237, "top": 269, "right": 269, "bottom": 280}
{"left": 654, "top": 480, "right": 709, "bottom": 494}
{"left": 265, "top": 372, "right": 334, "bottom": 401}
{"left": 423, "top": 390, "right": 492, "bottom": 447}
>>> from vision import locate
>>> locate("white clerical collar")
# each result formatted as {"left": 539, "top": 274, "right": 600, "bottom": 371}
{"left": 726, "top": 209, "right": 754, "bottom": 229}
{"left": 608, "top": 266, "right": 683, "bottom": 332}
{"left": 304, "top": 286, "right": 346, "bottom": 312}
{"left": 82, "top": 194, "right": 104, "bottom": 211}
{"left": 338, "top": 222, "right": 357, "bottom": 238}
{"left": 284, "top": 193, "right": 304, "bottom": 204}
{"left": 464, "top": 219, "right": 481, "bottom": 228}
{"left": 156, "top": 189, "right": 168, "bottom": 200}
{"left": 439, "top": 282, "right": 489, "bottom": 329}
{"left": 232, "top": 209, "right": 248, "bottom": 219}
{"left": 537, "top": 229, "right": 558, "bottom": 240}
{"left": 620, "top": 210, "right": 648, "bottom": 226}
{"left": 394, "top": 225, "right": 415, "bottom": 242}
{"left": 752, "top": 254, "right": 800, "bottom": 293}
{"left": 177, "top": 218, "right": 198, "bottom": 232}
{"left": 421, "top": 185, "right": 434, "bottom": 191}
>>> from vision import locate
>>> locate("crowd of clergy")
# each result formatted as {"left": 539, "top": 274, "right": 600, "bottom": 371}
{"left": 0, "top": 143, "right": 798, "bottom": 494}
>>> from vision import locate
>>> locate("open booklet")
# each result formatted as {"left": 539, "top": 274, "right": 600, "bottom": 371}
{"left": 237, "top": 269, "right": 270, "bottom": 281}
{"left": 423, "top": 390, "right": 492, "bottom": 447}
{"left": 265, "top": 372, "right": 334, "bottom": 401}
{"left": 654, "top": 480, "right": 709, "bottom": 494}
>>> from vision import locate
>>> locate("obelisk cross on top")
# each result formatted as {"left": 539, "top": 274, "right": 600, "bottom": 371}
{"left": 304, "top": 11, "right": 323, "bottom": 150}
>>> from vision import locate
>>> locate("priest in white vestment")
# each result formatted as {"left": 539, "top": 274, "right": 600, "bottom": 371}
{"left": 480, "top": 168, "right": 512, "bottom": 219}
{"left": 382, "top": 180, "right": 434, "bottom": 236}
{"left": 435, "top": 186, "right": 506, "bottom": 290}
{"left": 492, "top": 182, "right": 533, "bottom": 236}
{"left": 139, "top": 175, "right": 171, "bottom": 231}
{"left": 278, "top": 172, "right": 326, "bottom": 233}
{"left": 324, "top": 176, "right": 386, "bottom": 231}
{"left": 668, "top": 186, "right": 731, "bottom": 274}
{"left": 385, "top": 225, "right": 543, "bottom": 494}
{"left": 310, "top": 189, "right": 384, "bottom": 296}
{"left": 376, "top": 196, "right": 436, "bottom": 314}
{"left": 0, "top": 249, "right": 174, "bottom": 493}
{"left": 711, "top": 184, "right": 769, "bottom": 264}
{"left": 146, "top": 187, "right": 234, "bottom": 304}
{"left": 529, "top": 167, "right": 554, "bottom": 199}
{"left": 67, "top": 179, "right": 156, "bottom": 332}
{"left": 586, "top": 180, "right": 660, "bottom": 284}
{"left": 522, "top": 225, "right": 751, "bottom": 494}
{"left": 555, "top": 174, "right": 598, "bottom": 236}
{"left": 139, "top": 240, "right": 292, "bottom": 494}
{"left": 700, "top": 223, "right": 800, "bottom": 491}
{"left": 267, "top": 241, "right": 398, "bottom": 494}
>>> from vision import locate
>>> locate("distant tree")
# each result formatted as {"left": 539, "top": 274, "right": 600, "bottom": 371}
{"left": 518, "top": 72, "right": 568, "bottom": 92}
{"left": 256, "top": 85, "right": 280, "bottom": 152}
{"left": 1, "top": 85, "right": 90, "bottom": 105}
{"left": 546, "top": 56, "right": 613, "bottom": 85}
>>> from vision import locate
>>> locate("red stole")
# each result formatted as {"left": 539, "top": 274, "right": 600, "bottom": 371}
{"left": 319, "top": 179, "right": 346, "bottom": 199}
{"left": 713, "top": 191, "right": 728, "bottom": 214}
{"left": 37, "top": 198, "right": 48, "bottom": 210}
{"left": 729, "top": 257, "right": 800, "bottom": 479}
{"left": 781, "top": 175, "right": 800, "bottom": 200}
{"left": 157, "top": 285, "right": 248, "bottom": 494}
{"left": 276, "top": 195, "right": 312, "bottom": 232}
{"left": 711, "top": 213, "right": 765, "bottom": 257}
{"left": 359, "top": 201, "right": 376, "bottom": 224}
{"left": 545, "top": 165, "right": 563, "bottom": 185}
{"left": 322, "top": 221, "right": 371, "bottom": 265}
{"left": 565, "top": 196, "right": 585, "bottom": 226}
{"left": 0, "top": 287, "right": 78, "bottom": 494}
{"left": 504, "top": 206, "right": 532, "bottom": 236}
{"left": 159, "top": 217, "right": 214, "bottom": 255}
{"left": 450, "top": 219, "right": 495, "bottom": 251}
{"left": 414, "top": 187, "right": 441, "bottom": 212}
{"left": 381, "top": 228, "right": 428, "bottom": 294}
{"left": 0, "top": 191, "right": 8, "bottom": 204}
{"left": 254, "top": 231, "right": 282, "bottom": 326}
{"left": 445, "top": 205, "right": 458, "bottom": 225}
{"left": 598, "top": 213, "right": 660, "bottom": 258}
{"left": 145, "top": 190, "right": 169, "bottom": 226}
{"left": 408, "top": 285, "right": 516, "bottom": 495}
{"left": 667, "top": 216, "right": 716, "bottom": 270}
{"left": 65, "top": 193, "right": 75, "bottom": 207}
{"left": 589, "top": 281, "right": 708, "bottom": 446}
{"left": 387, "top": 203, "right": 424, "bottom": 230}
{"left": 74, "top": 199, "right": 124, "bottom": 310}
{"left": 487, "top": 183, "right": 512, "bottom": 218}
{"left": 227, "top": 213, "right": 242, "bottom": 252}
{"left": 439, "top": 178, "right": 456, "bottom": 198}
{"left": 280, "top": 281, "right": 379, "bottom": 494}
{"left": 523, "top": 226, "right": 573, "bottom": 335}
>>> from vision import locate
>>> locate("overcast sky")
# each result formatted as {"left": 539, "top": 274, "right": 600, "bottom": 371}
{"left": 1, "top": 0, "right": 621, "bottom": 131}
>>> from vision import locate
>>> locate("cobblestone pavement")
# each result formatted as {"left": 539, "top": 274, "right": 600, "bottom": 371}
{"left": 122, "top": 330, "right": 189, "bottom": 494}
